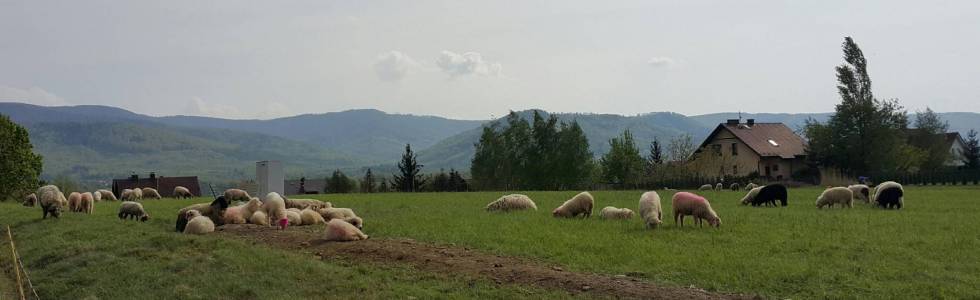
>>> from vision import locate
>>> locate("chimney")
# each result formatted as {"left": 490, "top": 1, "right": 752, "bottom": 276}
{"left": 130, "top": 174, "right": 138, "bottom": 181}
{"left": 746, "top": 119, "right": 755, "bottom": 126}
{"left": 726, "top": 119, "right": 739, "bottom": 125}
{"left": 149, "top": 172, "right": 156, "bottom": 179}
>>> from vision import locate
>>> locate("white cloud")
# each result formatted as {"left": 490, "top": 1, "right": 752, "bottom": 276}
{"left": 0, "top": 85, "right": 69, "bottom": 106}
{"left": 436, "top": 51, "right": 502, "bottom": 77}
{"left": 258, "top": 101, "right": 292, "bottom": 119}
{"left": 372, "top": 51, "right": 421, "bottom": 81}
{"left": 647, "top": 56, "right": 676, "bottom": 68}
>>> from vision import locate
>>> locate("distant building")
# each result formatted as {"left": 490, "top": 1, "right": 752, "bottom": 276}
{"left": 256, "top": 161, "right": 284, "bottom": 197}
{"left": 944, "top": 132, "right": 968, "bottom": 167}
{"left": 112, "top": 173, "right": 201, "bottom": 198}
{"left": 692, "top": 119, "right": 808, "bottom": 180}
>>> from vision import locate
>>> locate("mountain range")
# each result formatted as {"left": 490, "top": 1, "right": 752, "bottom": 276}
{"left": 2, "top": 102, "right": 979, "bottom": 185}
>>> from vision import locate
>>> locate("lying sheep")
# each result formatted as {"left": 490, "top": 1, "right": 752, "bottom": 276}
{"left": 97, "top": 189, "right": 118, "bottom": 201}
{"left": 874, "top": 181, "right": 904, "bottom": 209}
{"left": 173, "top": 186, "right": 193, "bottom": 199}
{"left": 285, "top": 209, "right": 303, "bottom": 226}
{"left": 285, "top": 198, "right": 332, "bottom": 210}
{"left": 744, "top": 183, "right": 758, "bottom": 191}
{"left": 79, "top": 192, "right": 94, "bottom": 214}
{"left": 816, "top": 187, "right": 853, "bottom": 209}
{"left": 847, "top": 184, "right": 871, "bottom": 204}
{"left": 223, "top": 197, "right": 263, "bottom": 224}
{"left": 324, "top": 219, "right": 368, "bottom": 241}
{"left": 672, "top": 192, "right": 720, "bottom": 227}
{"left": 638, "top": 191, "right": 663, "bottom": 229}
{"left": 485, "top": 194, "right": 537, "bottom": 212}
{"left": 118, "top": 201, "right": 150, "bottom": 221}
{"left": 262, "top": 192, "right": 289, "bottom": 230}
{"left": 37, "top": 185, "right": 66, "bottom": 219}
{"left": 142, "top": 187, "right": 162, "bottom": 200}
{"left": 23, "top": 193, "right": 37, "bottom": 207}
{"left": 552, "top": 192, "right": 594, "bottom": 218}
{"left": 224, "top": 189, "right": 251, "bottom": 202}
{"left": 318, "top": 207, "right": 362, "bottom": 229}
{"left": 183, "top": 210, "right": 215, "bottom": 235}
{"left": 300, "top": 208, "right": 326, "bottom": 225}
{"left": 600, "top": 206, "right": 634, "bottom": 220}
{"left": 68, "top": 192, "right": 82, "bottom": 212}
{"left": 249, "top": 210, "right": 270, "bottom": 226}
{"left": 729, "top": 183, "right": 741, "bottom": 191}
{"left": 743, "top": 184, "right": 788, "bottom": 207}
{"left": 174, "top": 197, "right": 229, "bottom": 232}
{"left": 698, "top": 184, "right": 713, "bottom": 191}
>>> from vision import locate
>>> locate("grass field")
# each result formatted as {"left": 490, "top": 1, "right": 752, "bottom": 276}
{"left": 2, "top": 186, "right": 979, "bottom": 299}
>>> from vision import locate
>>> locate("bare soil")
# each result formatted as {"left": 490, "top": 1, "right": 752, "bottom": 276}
{"left": 217, "top": 224, "right": 757, "bottom": 300}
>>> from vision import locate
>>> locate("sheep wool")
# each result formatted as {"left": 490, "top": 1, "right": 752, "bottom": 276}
{"left": 37, "top": 185, "right": 65, "bottom": 219}
{"left": 740, "top": 187, "right": 762, "bottom": 205}
{"left": 262, "top": 192, "right": 288, "bottom": 230}
{"left": 816, "top": 187, "right": 853, "bottom": 209}
{"left": 142, "top": 188, "right": 162, "bottom": 200}
{"left": 92, "top": 191, "right": 102, "bottom": 202}
{"left": 250, "top": 210, "right": 270, "bottom": 226}
{"left": 118, "top": 201, "right": 150, "bottom": 222}
{"left": 173, "top": 186, "right": 193, "bottom": 199}
{"left": 224, "top": 197, "right": 263, "bottom": 224}
{"left": 552, "top": 192, "right": 594, "bottom": 218}
{"left": 600, "top": 206, "right": 634, "bottom": 220}
{"left": 224, "top": 189, "right": 252, "bottom": 202}
{"left": 729, "top": 183, "right": 741, "bottom": 191}
{"left": 23, "top": 193, "right": 38, "bottom": 207}
{"left": 485, "top": 194, "right": 537, "bottom": 212}
{"left": 285, "top": 209, "right": 303, "bottom": 226}
{"left": 638, "top": 191, "right": 663, "bottom": 229}
{"left": 175, "top": 197, "right": 229, "bottom": 232}
{"left": 874, "top": 181, "right": 904, "bottom": 209}
{"left": 183, "top": 210, "right": 215, "bottom": 235}
{"left": 698, "top": 184, "right": 713, "bottom": 191}
{"left": 672, "top": 192, "right": 721, "bottom": 227}
{"left": 300, "top": 208, "right": 326, "bottom": 225}
{"left": 744, "top": 184, "right": 789, "bottom": 207}
{"left": 285, "top": 198, "right": 332, "bottom": 210}
{"left": 324, "top": 219, "right": 368, "bottom": 241}
{"left": 79, "top": 192, "right": 95, "bottom": 214}
{"left": 67, "top": 192, "right": 82, "bottom": 212}
{"left": 97, "top": 189, "right": 118, "bottom": 201}
{"left": 744, "top": 183, "right": 759, "bottom": 191}
{"left": 715, "top": 183, "right": 723, "bottom": 191}
{"left": 848, "top": 184, "right": 871, "bottom": 203}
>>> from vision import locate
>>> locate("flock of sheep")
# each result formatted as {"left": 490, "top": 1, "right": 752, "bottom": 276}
{"left": 21, "top": 186, "right": 369, "bottom": 242}
{"left": 484, "top": 181, "right": 907, "bottom": 229}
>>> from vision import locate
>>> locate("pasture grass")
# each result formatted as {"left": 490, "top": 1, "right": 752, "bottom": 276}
{"left": 1, "top": 186, "right": 978, "bottom": 299}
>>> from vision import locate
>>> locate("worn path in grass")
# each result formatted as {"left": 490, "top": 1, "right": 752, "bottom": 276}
{"left": 218, "top": 224, "right": 755, "bottom": 300}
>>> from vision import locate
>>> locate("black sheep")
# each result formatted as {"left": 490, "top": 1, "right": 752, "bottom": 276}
{"left": 877, "top": 186, "right": 904, "bottom": 209}
{"left": 752, "top": 184, "right": 788, "bottom": 207}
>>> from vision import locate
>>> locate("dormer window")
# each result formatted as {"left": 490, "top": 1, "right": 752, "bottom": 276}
{"left": 768, "top": 139, "right": 779, "bottom": 147}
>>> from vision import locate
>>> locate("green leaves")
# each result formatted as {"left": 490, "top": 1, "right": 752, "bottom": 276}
{"left": 0, "top": 114, "right": 43, "bottom": 201}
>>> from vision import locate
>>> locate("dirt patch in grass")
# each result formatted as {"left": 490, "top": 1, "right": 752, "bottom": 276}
{"left": 217, "top": 224, "right": 755, "bottom": 300}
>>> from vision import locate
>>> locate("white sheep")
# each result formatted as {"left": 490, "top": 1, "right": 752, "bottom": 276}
{"left": 92, "top": 190, "right": 102, "bottom": 202}
{"left": 485, "top": 194, "right": 537, "bottom": 212}
{"left": 183, "top": 210, "right": 215, "bottom": 234}
{"left": 23, "top": 193, "right": 38, "bottom": 207}
{"left": 79, "top": 192, "right": 94, "bottom": 214}
{"left": 249, "top": 210, "right": 270, "bottom": 226}
{"left": 740, "top": 187, "right": 762, "bottom": 205}
{"left": 118, "top": 201, "right": 150, "bottom": 221}
{"left": 141, "top": 187, "right": 162, "bottom": 200}
{"left": 224, "top": 189, "right": 251, "bottom": 202}
{"left": 729, "top": 183, "right": 741, "bottom": 191}
{"left": 318, "top": 207, "right": 362, "bottom": 229}
{"left": 715, "top": 183, "right": 723, "bottom": 191}
{"left": 638, "top": 191, "right": 663, "bottom": 229}
{"left": 121, "top": 188, "right": 142, "bottom": 201}
{"left": 37, "top": 185, "right": 66, "bottom": 219}
{"left": 300, "top": 208, "right": 326, "bottom": 225}
{"left": 173, "top": 186, "right": 193, "bottom": 199}
{"left": 552, "top": 191, "right": 594, "bottom": 218}
{"left": 599, "top": 206, "right": 634, "bottom": 219}
{"left": 285, "top": 208, "right": 303, "bottom": 226}
{"left": 744, "top": 183, "right": 759, "bottom": 191}
{"left": 67, "top": 192, "right": 81, "bottom": 212}
{"left": 672, "top": 192, "right": 721, "bottom": 227}
{"left": 816, "top": 187, "right": 853, "bottom": 209}
{"left": 285, "top": 198, "right": 332, "bottom": 210}
{"left": 324, "top": 219, "right": 368, "bottom": 241}
{"left": 698, "top": 184, "right": 713, "bottom": 191}
{"left": 223, "top": 197, "right": 263, "bottom": 224}
{"left": 97, "top": 189, "right": 117, "bottom": 201}
{"left": 848, "top": 184, "right": 871, "bottom": 203}
{"left": 262, "top": 192, "right": 288, "bottom": 230}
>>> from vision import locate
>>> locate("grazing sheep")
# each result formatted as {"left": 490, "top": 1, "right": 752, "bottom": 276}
{"left": 284, "top": 198, "right": 332, "bottom": 210}
{"left": 173, "top": 186, "right": 193, "bottom": 199}
{"left": 37, "top": 185, "right": 66, "bottom": 219}
{"left": 743, "top": 184, "right": 788, "bottom": 207}
{"left": 93, "top": 191, "right": 102, "bottom": 202}
{"left": 324, "top": 219, "right": 368, "bottom": 241}
{"left": 698, "top": 184, "right": 713, "bottom": 191}
{"left": 485, "top": 194, "right": 537, "bottom": 212}
{"left": 740, "top": 187, "right": 762, "bottom": 205}
{"left": 285, "top": 209, "right": 303, "bottom": 226}
{"left": 730, "top": 183, "right": 741, "bottom": 191}
{"left": 224, "top": 189, "right": 251, "bottom": 202}
{"left": 79, "top": 192, "right": 95, "bottom": 214}
{"left": 23, "top": 193, "right": 37, "bottom": 207}
{"left": 552, "top": 192, "right": 594, "bottom": 218}
{"left": 672, "top": 192, "right": 721, "bottom": 227}
{"left": 262, "top": 192, "right": 288, "bottom": 230}
{"left": 600, "top": 206, "right": 634, "bottom": 219}
{"left": 744, "top": 183, "right": 758, "bottom": 191}
{"left": 183, "top": 210, "right": 215, "bottom": 235}
{"left": 816, "top": 187, "right": 853, "bottom": 209}
{"left": 121, "top": 189, "right": 142, "bottom": 201}
{"left": 68, "top": 192, "right": 83, "bottom": 212}
{"left": 118, "top": 201, "right": 150, "bottom": 221}
{"left": 174, "top": 197, "right": 229, "bottom": 232}
{"left": 142, "top": 187, "right": 162, "bottom": 199}
{"left": 249, "top": 210, "right": 270, "bottom": 226}
{"left": 300, "top": 208, "right": 326, "bottom": 225}
{"left": 715, "top": 183, "right": 723, "bottom": 191}
{"left": 874, "top": 181, "right": 904, "bottom": 209}
{"left": 638, "top": 191, "right": 663, "bottom": 229}
{"left": 848, "top": 184, "right": 871, "bottom": 203}
{"left": 97, "top": 189, "right": 117, "bottom": 201}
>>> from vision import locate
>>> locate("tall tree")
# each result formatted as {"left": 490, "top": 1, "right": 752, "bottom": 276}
{"left": 666, "top": 134, "right": 695, "bottom": 162}
{"left": 963, "top": 130, "right": 980, "bottom": 169}
{"left": 361, "top": 168, "right": 376, "bottom": 193}
{"left": 430, "top": 169, "right": 451, "bottom": 192}
{"left": 326, "top": 170, "right": 355, "bottom": 193}
{"left": 527, "top": 111, "right": 560, "bottom": 190}
{"left": 804, "top": 36, "right": 909, "bottom": 175}
{"left": 600, "top": 129, "right": 644, "bottom": 185}
{"left": 911, "top": 108, "right": 950, "bottom": 170}
{"left": 645, "top": 138, "right": 664, "bottom": 176}
{"left": 392, "top": 144, "right": 425, "bottom": 192}
{"left": 555, "top": 120, "right": 593, "bottom": 190}
{"left": 448, "top": 169, "right": 468, "bottom": 192}
{"left": 471, "top": 123, "right": 503, "bottom": 190}
{"left": 0, "top": 114, "right": 43, "bottom": 201}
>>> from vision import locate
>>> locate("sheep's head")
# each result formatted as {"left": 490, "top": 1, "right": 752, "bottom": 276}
{"left": 185, "top": 210, "right": 202, "bottom": 220}
{"left": 345, "top": 217, "right": 363, "bottom": 229}
{"left": 140, "top": 213, "right": 150, "bottom": 222}
{"left": 278, "top": 218, "right": 289, "bottom": 230}
{"left": 48, "top": 206, "right": 62, "bottom": 218}
{"left": 708, "top": 217, "right": 721, "bottom": 227}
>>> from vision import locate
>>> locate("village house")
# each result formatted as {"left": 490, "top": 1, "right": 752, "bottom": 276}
{"left": 692, "top": 119, "right": 808, "bottom": 180}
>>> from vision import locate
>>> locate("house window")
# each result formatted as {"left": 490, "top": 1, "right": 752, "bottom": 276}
{"left": 733, "top": 164, "right": 738, "bottom": 174}
{"left": 711, "top": 144, "right": 722, "bottom": 156}
{"left": 773, "top": 164, "right": 779, "bottom": 172}
{"left": 731, "top": 143, "right": 738, "bottom": 156}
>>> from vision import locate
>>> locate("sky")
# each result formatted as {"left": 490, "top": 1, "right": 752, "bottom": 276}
{"left": 1, "top": 1, "right": 978, "bottom": 120}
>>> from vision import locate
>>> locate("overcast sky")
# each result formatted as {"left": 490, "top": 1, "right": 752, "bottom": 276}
{"left": 1, "top": 1, "right": 978, "bottom": 120}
